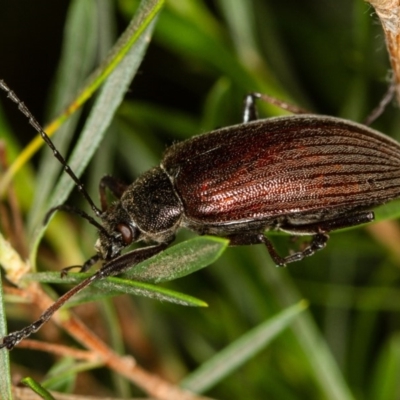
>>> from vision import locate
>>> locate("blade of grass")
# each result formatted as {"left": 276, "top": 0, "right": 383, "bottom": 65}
{"left": 369, "top": 333, "right": 400, "bottom": 400}
{"left": 0, "top": 248, "right": 11, "bottom": 400}
{"left": 217, "top": 0, "right": 259, "bottom": 64}
{"left": 24, "top": 272, "right": 208, "bottom": 307}
{"left": 21, "top": 377, "right": 56, "bottom": 400}
{"left": 29, "top": 0, "right": 164, "bottom": 262}
{"left": 87, "top": 277, "right": 208, "bottom": 307}
{"left": 25, "top": 236, "right": 227, "bottom": 306}
{"left": 27, "top": 0, "right": 100, "bottom": 236}
{"left": 180, "top": 300, "right": 308, "bottom": 393}
{"left": 43, "top": 357, "right": 77, "bottom": 393}
{"left": 257, "top": 252, "right": 356, "bottom": 400}
{"left": 126, "top": 236, "right": 229, "bottom": 283}
{"left": 0, "top": 0, "right": 165, "bottom": 198}
{"left": 374, "top": 199, "right": 400, "bottom": 221}
{"left": 41, "top": 359, "right": 104, "bottom": 391}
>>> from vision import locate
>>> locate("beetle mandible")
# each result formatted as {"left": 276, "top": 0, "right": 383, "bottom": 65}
{"left": 1, "top": 81, "right": 399, "bottom": 350}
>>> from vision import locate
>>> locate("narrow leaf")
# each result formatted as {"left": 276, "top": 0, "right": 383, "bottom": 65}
{"left": 21, "top": 377, "right": 56, "bottom": 400}
{"left": 30, "top": 0, "right": 164, "bottom": 259}
{"left": 126, "top": 236, "right": 229, "bottom": 283}
{"left": 0, "top": 0, "right": 165, "bottom": 197}
{"left": 25, "top": 272, "right": 207, "bottom": 308}
{"left": 89, "top": 277, "right": 208, "bottom": 307}
{"left": 25, "top": 236, "right": 226, "bottom": 307}
{"left": 180, "top": 301, "right": 308, "bottom": 393}
{"left": 28, "top": 0, "right": 100, "bottom": 236}
{"left": 0, "top": 256, "right": 11, "bottom": 400}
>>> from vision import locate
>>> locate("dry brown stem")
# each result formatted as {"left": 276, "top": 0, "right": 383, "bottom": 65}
{"left": 14, "top": 282, "right": 211, "bottom": 400}
{"left": 12, "top": 386, "right": 154, "bottom": 400}
{"left": 366, "top": 0, "right": 400, "bottom": 100}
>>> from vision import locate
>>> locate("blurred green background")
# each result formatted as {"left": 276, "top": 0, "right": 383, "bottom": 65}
{"left": 1, "top": 0, "right": 400, "bottom": 399}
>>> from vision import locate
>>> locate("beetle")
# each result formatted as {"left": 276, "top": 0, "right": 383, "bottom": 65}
{"left": 0, "top": 81, "right": 399, "bottom": 350}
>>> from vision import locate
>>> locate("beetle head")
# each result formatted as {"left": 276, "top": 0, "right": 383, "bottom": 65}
{"left": 95, "top": 201, "right": 141, "bottom": 260}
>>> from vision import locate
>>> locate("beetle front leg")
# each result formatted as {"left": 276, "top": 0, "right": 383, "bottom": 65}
{"left": 96, "top": 240, "right": 172, "bottom": 279}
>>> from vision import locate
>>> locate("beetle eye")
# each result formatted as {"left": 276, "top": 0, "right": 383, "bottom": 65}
{"left": 117, "top": 223, "right": 134, "bottom": 245}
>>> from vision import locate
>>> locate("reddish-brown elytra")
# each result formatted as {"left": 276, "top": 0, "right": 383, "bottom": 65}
{"left": 0, "top": 81, "right": 399, "bottom": 350}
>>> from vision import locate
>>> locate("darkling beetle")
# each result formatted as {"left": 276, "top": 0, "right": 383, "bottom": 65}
{"left": 0, "top": 80, "right": 399, "bottom": 350}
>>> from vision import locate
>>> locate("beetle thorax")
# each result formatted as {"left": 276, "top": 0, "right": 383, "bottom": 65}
{"left": 120, "top": 167, "right": 183, "bottom": 242}
{"left": 96, "top": 167, "right": 183, "bottom": 259}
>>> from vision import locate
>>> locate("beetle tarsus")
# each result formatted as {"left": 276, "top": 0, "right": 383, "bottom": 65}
{"left": 229, "top": 231, "right": 329, "bottom": 267}
{"left": 279, "top": 233, "right": 329, "bottom": 265}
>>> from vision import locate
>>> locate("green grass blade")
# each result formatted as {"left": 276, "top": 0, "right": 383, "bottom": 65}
{"left": 42, "top": 359, "right": 103, "bottom": 391}
{"left": 90, "top": 276, "right": 208, "bottom": 307}
{"left": 180, "top": 300, "right": 308, "bottom": 393}
{"left": 28, "top": 0, "right": 100, "bottom": 236}
{"left": 374, "top": 199, "right": 400, "bottom": 222}
{"left": 259, "top": 258, "right": 356, "bottom": 400}
{"left": 21, "top": 377, "right": 56, "bottom": 400}
{"left": 0, "top": 238, "right": 11, "bottom": 400}
{"left": 0, "top": 0, "right": 165, "bottom": 200}
{"left": 126, "top": 236, "right": 229, "bottom": 283}
{"left": 25, "top": 236, "right": 227, "bottom": 306}
{"left": 25, "top": 272, "right": 207, "bottom": 307}
{"left": 369, "top": 334, "right": 400, "bottom": 400}
{"left": 48, "top": 0, "right": 163, "bottom": 212}
{"left": 30, "top": 0, "right": 164, "bottom": 258}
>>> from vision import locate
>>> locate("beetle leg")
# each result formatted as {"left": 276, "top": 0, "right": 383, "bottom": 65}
{"left": 99, "top": 175, "right": 128, "bottom": 211}
{"left": 228, "top": 232, "right": 328, "bottom": 267}
{"left": 60, "top": 254, "right": 101, "bottom": 276}
{"left": 228, "top": 233, "right": 289, "bottom": 267}
{"left": 243, "top": 92, "right": 309, "bottom": 123}
{"left": 275, "top": 210, "right": 375, "bottom": 266}
{"left": 278, "top": 233, "right": 329, "bottom": 266}
{"left": 364, "top": 79, "right": 396, "bottom": 125}
{"left": 242, "top": 94, "right": 259, "bottom": 122}
{"left": 228, "top": 210, "right": 374, "bottom": 267}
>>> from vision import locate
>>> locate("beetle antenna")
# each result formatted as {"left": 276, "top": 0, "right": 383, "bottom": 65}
{"left": 0, "top": 268, "right": 100, "bottom": 350}
{"left": 0, "top": 242, "right": 168, "bottom": 350}
{"left": 0, "top": 80, "right": 102, "bottom": 217}
{"left": 45, "top": 204, "right": 110, "bottom": 236}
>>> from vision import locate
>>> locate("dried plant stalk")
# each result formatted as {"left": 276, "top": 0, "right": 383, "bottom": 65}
{"left": 366, "top": 0, "right": 400, "bottom": 100}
